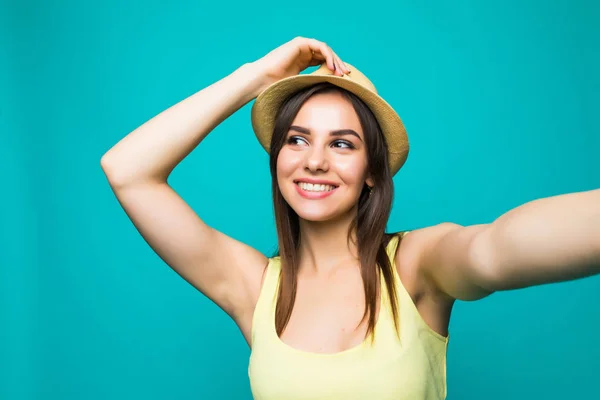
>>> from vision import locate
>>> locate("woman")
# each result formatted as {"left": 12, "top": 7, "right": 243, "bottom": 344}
{"left": 100, "top": 37, "right": 600, "bottom": 399}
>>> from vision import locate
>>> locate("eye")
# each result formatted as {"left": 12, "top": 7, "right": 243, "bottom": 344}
{"left": 287, "top": 136, "right": 308, "bottom": 146}
{"left": 332, "top": 140, "right": 355, "bottom": 149}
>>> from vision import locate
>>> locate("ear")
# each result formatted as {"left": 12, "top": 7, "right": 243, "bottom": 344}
{"left": 365, "top": 176, "right": 374, "bottom": 188}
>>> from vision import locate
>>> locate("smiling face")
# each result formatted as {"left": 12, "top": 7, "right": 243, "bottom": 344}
{"left": 276, "top": 91, "right": 374, "bottom": 222}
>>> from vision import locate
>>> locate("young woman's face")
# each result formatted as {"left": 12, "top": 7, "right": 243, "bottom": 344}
{"left": 276, "top": 92, "right": 374, "bottom": 222}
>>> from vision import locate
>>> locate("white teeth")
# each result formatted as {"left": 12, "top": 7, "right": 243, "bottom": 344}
{"left": 297, "top": 182, "right": 336, "bottom": 192}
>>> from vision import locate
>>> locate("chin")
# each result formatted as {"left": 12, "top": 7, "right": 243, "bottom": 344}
{"left": 284, "top": 194, "right": 357, "bottom": 223}
{"left": 294, "top": 207, "right": 341, "bottom": 223}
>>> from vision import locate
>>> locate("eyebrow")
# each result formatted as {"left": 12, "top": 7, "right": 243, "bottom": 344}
{"left": 289, "top": 125, "right": 363, "bottom": 142}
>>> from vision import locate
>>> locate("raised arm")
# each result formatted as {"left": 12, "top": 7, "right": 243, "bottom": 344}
{"left": 100, "top": 37, "right": 350, "bottom": 335}
{"left": 410, "top": 189, "right": 600, "bottom": 301}
{"left": 100, "top": 62, "right": 269, "bottom": 322}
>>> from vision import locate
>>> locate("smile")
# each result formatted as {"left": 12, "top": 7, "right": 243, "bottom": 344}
{"left": 294, "top": 181, "right": 339, "bottom": 199}
{"left": 296, "top": 182, "right": 337, "bottom": 192}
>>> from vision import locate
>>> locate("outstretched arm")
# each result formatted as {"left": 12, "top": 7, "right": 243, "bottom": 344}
{"left": 414, "top": 188, "right": 600, "bottom": 301}
{"left": 476, "top": 188, "right": 600, "bottom": 290}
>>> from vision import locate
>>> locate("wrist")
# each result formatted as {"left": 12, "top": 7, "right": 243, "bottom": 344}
{"left": 235, "top": 62, "right": 269, "bottom": 102}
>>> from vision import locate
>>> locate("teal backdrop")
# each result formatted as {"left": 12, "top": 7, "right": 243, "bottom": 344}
{"left": 1, "top": 0, "right": 599, "bottom": 399}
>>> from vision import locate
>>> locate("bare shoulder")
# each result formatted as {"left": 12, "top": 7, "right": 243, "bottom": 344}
{"left": 392, "top": 224, "right": 462, "bottom": 337}
{"left": 395, "top": 223, "right": 460, "bottom": 272}
{"left": 231, "top": 247, "right": 271, "bottom": 345}
{"left": 221, "top": 233, "right": 270, "bottom": 310}
{"left": 394, "top": 224, "right": 461, "bottom": 302}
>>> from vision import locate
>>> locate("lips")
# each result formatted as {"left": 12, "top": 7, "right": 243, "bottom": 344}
{"left": 294, "top": 181, "right": 339, "bottom": 200}
{"left": 293, "top": 178, "right": 339, "bottom": 187}
{"left": 295, "top": 181, "right": 337, "bottom": 191}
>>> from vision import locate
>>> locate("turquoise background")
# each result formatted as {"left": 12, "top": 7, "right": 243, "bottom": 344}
{"left": 2, "top": 0, "right": 599, "bottom": 399}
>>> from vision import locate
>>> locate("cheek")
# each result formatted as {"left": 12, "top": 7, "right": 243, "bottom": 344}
{"left": 335, "top": 158, "right": 369, "bottom": 184}
{"left": 276, "top": 149, "right": 301, "bottom": 180}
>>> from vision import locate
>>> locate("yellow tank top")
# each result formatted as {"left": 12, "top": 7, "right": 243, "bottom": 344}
{"left": 248, "top": 232, "right": 449, "bottom": 400}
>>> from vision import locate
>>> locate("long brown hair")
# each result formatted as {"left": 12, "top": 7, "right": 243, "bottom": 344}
{"left": 269, "top": 82, "right": 403, "bottom": 342}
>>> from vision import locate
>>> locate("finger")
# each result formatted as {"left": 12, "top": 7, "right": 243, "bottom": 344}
{"left": 332, "top": 53, "right": 347, "bottom": 76}
{"left": 307, "top": 39, "right": 335, "bottom": 71}
{"left": 326, "top": 47, "right": 344, "bottom": 75}
{"left": 329, "top": 49, "right": 348, "bottom": 75}
{"left": 333, "top": 53, "right": 350, "bottom": 74}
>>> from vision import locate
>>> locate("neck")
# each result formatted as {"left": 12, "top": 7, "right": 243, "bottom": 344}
{"left": 297, "top": 209, "right": 360, "bottom": 277}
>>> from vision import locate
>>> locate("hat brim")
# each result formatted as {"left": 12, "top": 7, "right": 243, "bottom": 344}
{"left": 251, "top": 73, "right": 409, "bottom": 176}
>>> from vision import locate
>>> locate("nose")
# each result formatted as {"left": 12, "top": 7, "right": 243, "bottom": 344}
{"left": 305, "top": 146, "right": 329, "bottom": 173}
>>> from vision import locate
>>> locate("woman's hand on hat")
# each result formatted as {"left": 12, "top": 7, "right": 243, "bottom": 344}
{"left": 248, "top": 36, "right": 351, "bottom": 95}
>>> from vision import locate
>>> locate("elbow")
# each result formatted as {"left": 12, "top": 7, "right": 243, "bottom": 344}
{"left": 100, "top": 156, "right": 166, "bottom": 189}
{"left": 100, "top": 153, "right": 138, "bottom": 189}
{"left": 100, "top": 153, "right": 114, "bottom": 176}
{"left": 100, "top": 153, "right": 122, "bottom": 187}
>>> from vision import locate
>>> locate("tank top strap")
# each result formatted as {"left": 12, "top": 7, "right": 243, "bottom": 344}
{"left": 385, "top": 231, "right": 449, "bottom": 343}
{"left": 385, "top": 231, "right": 407, "bottom": 261}
{"left": 384, "top": 231, "right": 415, "bottom": 306}
{"left": 380, "top": 232, "right": 408, "bottom": 319}
{"left": 251, "top": 257, "right": 281, "bottom": 345}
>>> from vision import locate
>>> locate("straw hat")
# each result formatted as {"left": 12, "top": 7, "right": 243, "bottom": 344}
{"left": 250, "top": 62, "right": 409, "bottom": 176}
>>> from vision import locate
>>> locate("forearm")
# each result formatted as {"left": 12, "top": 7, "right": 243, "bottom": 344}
{"left": 484, "top": 188, "right": 600, "bottom": 290}
{"left": 100, "top": 63, "right": 265, "bottom": 187}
